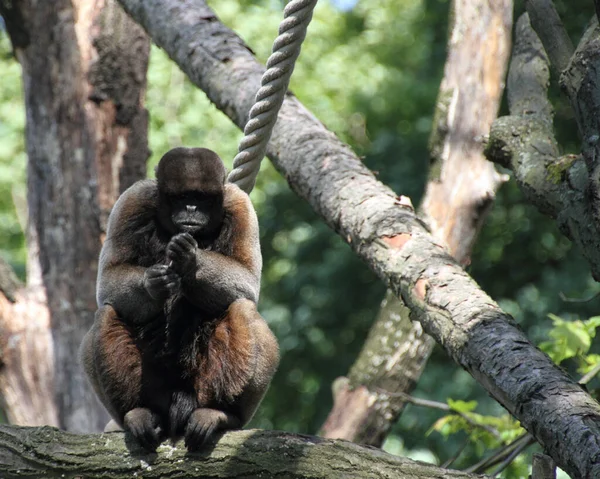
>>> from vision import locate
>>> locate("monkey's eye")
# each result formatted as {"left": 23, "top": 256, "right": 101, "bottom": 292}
{"left": 171, "top": 193, "right": 196, "bottom": 205}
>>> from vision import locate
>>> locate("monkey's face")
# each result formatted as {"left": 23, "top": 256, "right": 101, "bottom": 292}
{"left": 166, "top": 190, "right": 224, "bottom": 236}
{"left": 156, "top": 147, "right": 227, "bottom": 239}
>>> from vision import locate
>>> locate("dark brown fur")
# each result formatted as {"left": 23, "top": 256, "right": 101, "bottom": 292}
{"left": 80, "top": 148, "right": 279, "bottom": 451}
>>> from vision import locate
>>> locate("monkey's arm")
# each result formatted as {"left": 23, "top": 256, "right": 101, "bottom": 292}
{"left": 97, "top": 261, "right": 168, "bottom": 323}
{"left": 194, "top": 248, "right": 259, "bottom": 304}
{"left": 96, "top": 180, "right": 174, "bottom": 323}
{"left": 170, "top": 184, "right": 262, "bottom": 313}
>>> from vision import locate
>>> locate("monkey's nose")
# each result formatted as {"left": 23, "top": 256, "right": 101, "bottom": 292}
{"left": 186, "top": 205, "right": 197, "bottom": 213}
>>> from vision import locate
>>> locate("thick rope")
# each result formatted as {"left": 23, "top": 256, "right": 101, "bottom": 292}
{"left": 227, "top": 0, "right": 318, "bottom": 193}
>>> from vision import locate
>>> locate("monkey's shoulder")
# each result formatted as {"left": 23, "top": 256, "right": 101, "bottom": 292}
{"left": 223, "top": 184, "right": 254, "bottom": 216}
{"left": 107, "top": 180, "right": 158, "bottom": 229}
{"left": 223, "top": 183, "right": 259, "bottom": 234}
{"left": 103, "top": 180, "right": 164, "bottom": 261}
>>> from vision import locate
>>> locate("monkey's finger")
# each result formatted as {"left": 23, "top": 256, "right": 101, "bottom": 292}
{"left": 163, "top": 273, "right": 180, "bottom": 282}
{"left": 174, "top": 232, "right": 197, "bottom": 247}
{"left": 147, "top": 275, "right": 169, "bottom": 285}
{"left": 170, "top": 237, "right": 196, "bottom": 252}
{"left": 167, "top": 243, "right": 186, "bottom": 256}
{"left": 135, "top": 425, "right": 161, "bottom": 452}
{"left": 147, "top": 265, "right": 170, "bottom": 277}
{"left": 184, "top": 423, "right": 207, "bottom": 451}
{"left": 165, "top": 281, "right": 180, "bottom": 292}
{"left": 185, "top": 418, "right": 220, "bottom": 451}
{"left": 166, "top": 246, "right": 187, "bottom": 262}
{"left": 169, "top": 237, "right": 197, "bottom": 254}
{"left": 147, "top": 270, "right": 176, "bottom": 281}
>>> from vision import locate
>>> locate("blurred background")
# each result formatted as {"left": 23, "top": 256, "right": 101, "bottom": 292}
{"left": 0, "top": 0, "right": 597, "bottom": 476}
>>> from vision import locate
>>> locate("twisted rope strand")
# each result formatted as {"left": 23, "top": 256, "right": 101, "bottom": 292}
{"left": 227, "top": 0, "right": 318, "bottom": 193}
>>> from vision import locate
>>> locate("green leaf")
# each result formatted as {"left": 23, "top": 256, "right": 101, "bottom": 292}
{"left": 541, "top": 314, "right": 597, "bottom": 364}
{"left": 447, "top": 398, "right": 478, "bottom": 413}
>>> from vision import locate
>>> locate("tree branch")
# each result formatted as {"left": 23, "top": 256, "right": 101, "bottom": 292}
{"left": 320, "top": 0, "right": 512, "bottom": 446}
{"left": 0, "top": 426, "right": 487, "bottom": 479}
{"left": 116, "top": 1, "right": 600, "bottom": 476}
{"left": 485, "top": 14, "right": 600, "bottom": 280}
{"left": 524, "top": 0, "right": 573, "bottom": 73}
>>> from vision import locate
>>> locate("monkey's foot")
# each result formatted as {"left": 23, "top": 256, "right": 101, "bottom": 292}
{"left": 124, "top": 408, "right": 164, "bottom": 452}
{"left": 184, "top": 408, "right": 239, "bottom": 451}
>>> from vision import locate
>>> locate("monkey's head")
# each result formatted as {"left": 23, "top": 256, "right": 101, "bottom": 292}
{"left": 156, "top": 147, "right": 226, "bottom": 238}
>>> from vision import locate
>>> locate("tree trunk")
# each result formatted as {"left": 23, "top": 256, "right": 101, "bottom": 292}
{"left": 0, "top": 259, "right": 57, "bottom": 427}
{"left": 320, "top": 0, "right": 512, "bottom": 445}
{"left": 0, "top": 0, "right": 150, "bottom": 432}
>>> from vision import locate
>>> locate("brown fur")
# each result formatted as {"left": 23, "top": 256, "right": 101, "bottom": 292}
{"left": 93, "top": 306, "right": 142, "bottom": 418}
{"left": 223, "top": 184, "right": 261, "bottom": 276}
{"left": 195, "top": 299, "right": 254, "bottom": 404}
{"left": 80, "top": 148, "right": 279, "bottom": 451}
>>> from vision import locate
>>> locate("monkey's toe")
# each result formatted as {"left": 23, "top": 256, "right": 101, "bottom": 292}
{"left": 184, "top": 408, "right": 227, "bottom": 451}
{"left": 124, "top": 408, "right": 163, "bottom": 452}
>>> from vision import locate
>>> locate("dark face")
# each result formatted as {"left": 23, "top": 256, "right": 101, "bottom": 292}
{"left": 156, "top": 147, "right": 227, "bottom": 238}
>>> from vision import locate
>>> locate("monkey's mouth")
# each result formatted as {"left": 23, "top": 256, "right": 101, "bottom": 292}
{"left": 180, "top": 222, "right": 201, "bottom": 227}
{"left": 179, "top": 223, "right": 203, "bottom": 232}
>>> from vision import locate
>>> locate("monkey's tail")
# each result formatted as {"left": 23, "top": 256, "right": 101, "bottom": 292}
{"left": 169, "top": 391, "right": 198, "bottom": 438}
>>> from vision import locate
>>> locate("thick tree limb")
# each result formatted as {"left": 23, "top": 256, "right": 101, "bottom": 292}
{"left": 320, "top": 0, "right": 512, "bottom": 446}
{"left": 115, "top": 1, "right": 600, "bottom": 476}
{"left": 560, "top": 19, "right": 600, "bottom": 231}
{"left": 486, "top": 15, "right": 600, "bottom": 282}
{"left": 0, "top": 426, "right": 487, "bottom": 479}
{"left": 485, "top": 14, "right": 563, "bottom": 214}
{"left": 524, "top": 0, "right": 573, "bottom": 73}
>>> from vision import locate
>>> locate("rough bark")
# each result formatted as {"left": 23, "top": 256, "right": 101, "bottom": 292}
{"left": 320, "top": 292, "right": 434, "bottom": 443}
{"left": 0, "top": 259, "right": 57, "bottom": 427}
{"left": 320, "top": 0, "right": 512, "bottom": 445}
{"left": 486, "top": 13, "right": 600, "bottom": 281}
{"left": 0, "top": 425, "right": 489, "bottom": 479}
{"left": 116, "top": 1, "right": 600, "bottom": 476}
{"left": 532, "top": 453, "right": 556, "bottom": 479}
{"left": 1, "top": 0, "right": 150, "bottom": 432}
{"left": 524, "top": 0, "right": 573, "bottom": 74}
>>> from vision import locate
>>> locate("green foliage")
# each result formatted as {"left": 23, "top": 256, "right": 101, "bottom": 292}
{"left": 540, "top": 314, "right": 600, "bottom": 365}
{"left": 0, "top": 32, "right": 26, "bottom": 277}
{"left": 425, "top": 314, "right": 599, "bottom": 477}
{"left": 431, "top": 399, "right": 523, "bottom": 457}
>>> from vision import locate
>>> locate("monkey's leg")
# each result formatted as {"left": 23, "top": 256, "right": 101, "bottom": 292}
{"left": 230, "top": 299, "right": 279, "bottom": 425}
{"left": 185, "top": 299, "right": 279, "bottom": 450}
{"left": 82, "top": 306, "right": 164, "bottom": 451}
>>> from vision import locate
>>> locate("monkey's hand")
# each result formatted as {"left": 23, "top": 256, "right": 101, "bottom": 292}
{"left": 167, "top": 233, "right": 198, "bottom": 277}
{"left": 143, "top": 264, "right": 180, "bottom": 301}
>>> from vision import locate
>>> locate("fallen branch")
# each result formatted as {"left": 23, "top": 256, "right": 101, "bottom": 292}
{"left": 0, "top": 426, "right": 487, "bottom": 479}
